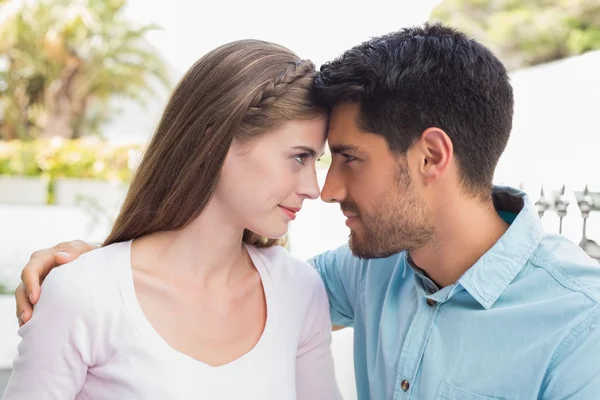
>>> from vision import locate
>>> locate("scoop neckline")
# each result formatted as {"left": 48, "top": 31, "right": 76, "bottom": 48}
{"left": 116, "top": 240, "right": 276, "bottom": 371}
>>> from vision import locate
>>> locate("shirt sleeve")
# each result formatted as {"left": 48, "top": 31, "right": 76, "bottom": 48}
{"left": 3, "top": 258, "right": 98, "bottom": 399}
{"left": 295, "top": 272, "right": 343, "bottom": 400}
{"left": 540, "top": 305, "right": 600, "bottom": 399}
{"left": 308, "top": 244, "right": 362, "bottom": 328}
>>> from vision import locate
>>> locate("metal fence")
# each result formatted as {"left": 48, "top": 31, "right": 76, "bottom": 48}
{"left": 533, "top": 184, "right": 600, "bottom": 262}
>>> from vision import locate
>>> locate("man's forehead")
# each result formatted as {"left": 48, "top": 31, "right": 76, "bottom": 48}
{"left": 328, "top": 103, "right": 388, "bottom": 150}
{"left": 327, "top": 103, "right": 365, "bottom": 144}
{"left": 328, "top": 103, "right": 359, "bottom": 130}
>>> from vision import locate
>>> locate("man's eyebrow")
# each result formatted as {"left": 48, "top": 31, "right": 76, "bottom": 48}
{"left": 290, "top": 145, "right": 324, "bottom": 158}
{"left": 329, "top": 144, "right": 360, "bottom": 155}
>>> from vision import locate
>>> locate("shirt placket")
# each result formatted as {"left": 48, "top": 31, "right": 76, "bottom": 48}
{"left": 393, "top": 279, "right": 440, "bottom": 399}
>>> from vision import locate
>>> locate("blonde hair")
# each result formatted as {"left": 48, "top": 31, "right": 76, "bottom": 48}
{"left": 104, "top": 40, "right": 325, "bottom": 248}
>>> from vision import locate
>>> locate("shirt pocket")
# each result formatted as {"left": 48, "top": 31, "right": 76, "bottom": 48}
{"left": 435, "top": 381, "right": 502, "bottom": 400}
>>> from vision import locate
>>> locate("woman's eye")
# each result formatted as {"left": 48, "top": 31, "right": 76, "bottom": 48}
{"left": 295, "top": 154, "right": 307, "bottom": 165}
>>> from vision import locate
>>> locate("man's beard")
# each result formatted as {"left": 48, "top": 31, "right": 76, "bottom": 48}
{"left": 343, "top": 176, "right": 434, "bottom": 259}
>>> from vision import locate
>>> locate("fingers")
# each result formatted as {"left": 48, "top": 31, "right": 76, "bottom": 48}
{"left": 54, "top": 251, "right": 77, "bottom": 265}
{"left": 22, "top": 248, "right": 54, "bottom": 305}
{"left": 15, "top": 283, "right": 32, "bottom": 327}
{"left": 22, "top": 240, "right": 96, "bottom": 305}
{"left": 17, "top": 240, "right": 97, "bottom": 327}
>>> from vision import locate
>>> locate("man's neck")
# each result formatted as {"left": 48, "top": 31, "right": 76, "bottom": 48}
{"left": 409, "top": 198, "right": 509, "bottom": 288}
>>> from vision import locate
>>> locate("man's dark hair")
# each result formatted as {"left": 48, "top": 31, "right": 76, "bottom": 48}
{"left": 315, "top": 23, "right": 514, "bottom": 195}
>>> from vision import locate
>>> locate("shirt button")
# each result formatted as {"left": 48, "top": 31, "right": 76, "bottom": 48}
{"left": 401, "top": 380, "right": 410, "bottom": 392}
{"left": 427, "top": 298, "right": 437, "bottom": 307}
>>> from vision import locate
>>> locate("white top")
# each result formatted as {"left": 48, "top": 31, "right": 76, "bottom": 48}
{"left": 3, "top": 241, "right": 342, "bottom": 400}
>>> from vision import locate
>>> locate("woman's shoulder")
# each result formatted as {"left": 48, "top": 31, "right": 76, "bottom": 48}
{"left": 248, "top": 244, "right": 324, "bottom": 291}
{"left": 40, "top": 241, "right": 130, "bottom": 313}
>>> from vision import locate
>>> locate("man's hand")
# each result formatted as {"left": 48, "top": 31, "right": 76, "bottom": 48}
{"left": 15, "top": 240, "right": 98, "bottom": 326}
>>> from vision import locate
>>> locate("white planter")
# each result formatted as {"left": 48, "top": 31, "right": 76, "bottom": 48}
{"left": 0, "top": 176, "right": 48, "bottom": 205}
{"left": 54, "top": 178, "right": 127, "bottom": 214}
{"left": 0, "top": 295, "right": 19, "bottom": 369}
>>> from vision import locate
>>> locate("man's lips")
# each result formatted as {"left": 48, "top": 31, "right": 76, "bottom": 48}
{"left": 342, "top": 210, "right": 359, "bottom": 227}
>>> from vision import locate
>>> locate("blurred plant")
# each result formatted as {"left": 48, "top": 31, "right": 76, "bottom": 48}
{"left": 318, "top": 151, "right": 331, "bottom": 169}
{"left": 0, "top": 0, "right": 170, "bottom": 140}
{"left": 0, "top": 138, "right": 140, "bottom": 181}
{"left": 0, "top": 281, "right": 14, "bottom": 295}
{"left": 430, "top": 0, "right": 600, "bottom": 70}
{"left": 0, "top": 139, "right": 42, "bottom": 176}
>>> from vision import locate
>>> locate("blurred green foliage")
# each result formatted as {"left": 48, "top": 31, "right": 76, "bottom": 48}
{"left": 0, "top": 138, "right": 140, "bottom": 181}
{"left": 0, "top": 0, "right": 169, "bottom": 140}
{"left": 430, "top": 0, "right": 600, "bottom": 70}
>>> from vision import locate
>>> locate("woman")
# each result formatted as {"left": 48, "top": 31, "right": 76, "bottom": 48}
{"left": 3, "top": 40, "right": 342, "bottom": 400}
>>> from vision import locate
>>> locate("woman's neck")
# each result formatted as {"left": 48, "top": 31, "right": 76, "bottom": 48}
{"left": 132, "top": 200, "right": 252, "bottom": 286}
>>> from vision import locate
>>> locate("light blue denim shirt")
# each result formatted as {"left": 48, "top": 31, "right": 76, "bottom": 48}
{"left": 310, "top": 186, "right": 600, "bottom": 400}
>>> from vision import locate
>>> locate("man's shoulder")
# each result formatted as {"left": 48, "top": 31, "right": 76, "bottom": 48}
{"left": 529, "top": 233, "right": 600, "bottom": 305}
{"left": 309, "top": 244, "right": 405, "bottom": 268}
{"left": 309, "top": 244, "right": 407, "bottom": 288}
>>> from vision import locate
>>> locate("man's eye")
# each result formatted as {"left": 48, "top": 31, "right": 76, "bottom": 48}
{"left": 342, "top": 154, "right": 356, "bottom": 163}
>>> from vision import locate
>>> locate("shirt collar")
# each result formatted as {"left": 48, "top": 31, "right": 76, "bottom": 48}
{"left": 406, "top": 185, "right": 544, "bottom": 309}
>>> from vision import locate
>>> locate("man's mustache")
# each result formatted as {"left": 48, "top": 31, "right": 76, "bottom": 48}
{"left": 340, "top": 202, "right": 359, "bottom": 215}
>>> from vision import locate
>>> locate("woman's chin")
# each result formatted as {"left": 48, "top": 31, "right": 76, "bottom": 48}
{"left": 253, "top": 226, "right": 289, "bottom": 241}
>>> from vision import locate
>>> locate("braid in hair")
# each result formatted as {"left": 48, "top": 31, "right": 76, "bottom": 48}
{"left": 247, "top": 59, "right": 316, "bottom": 116}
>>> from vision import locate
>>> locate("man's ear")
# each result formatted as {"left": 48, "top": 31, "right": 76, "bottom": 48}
{"left": 413, "top": 127, "right": 453, "bottom": 185}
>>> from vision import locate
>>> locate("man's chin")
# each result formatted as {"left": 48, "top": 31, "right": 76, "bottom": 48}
{"left": 349, "top": 237, "right": 381, "bottom": 260}
{"left": 349, "top": 233, "right": 405, "bottom": 260}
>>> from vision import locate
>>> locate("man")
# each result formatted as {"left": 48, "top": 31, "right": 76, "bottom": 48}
{"left": 15, "top": 24, "right": 600, "bottom": 399}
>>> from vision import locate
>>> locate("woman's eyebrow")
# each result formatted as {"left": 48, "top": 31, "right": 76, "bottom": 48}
{"left": 290, "top": 145, "right": 321, "bottom": 158}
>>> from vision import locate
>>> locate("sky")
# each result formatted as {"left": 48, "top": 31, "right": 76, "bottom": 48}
{"left": 98, "top": 0, "right": 441, "bottom": 142}
{"left": 122, "top": 0, "right": 442, "bottom": 73}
